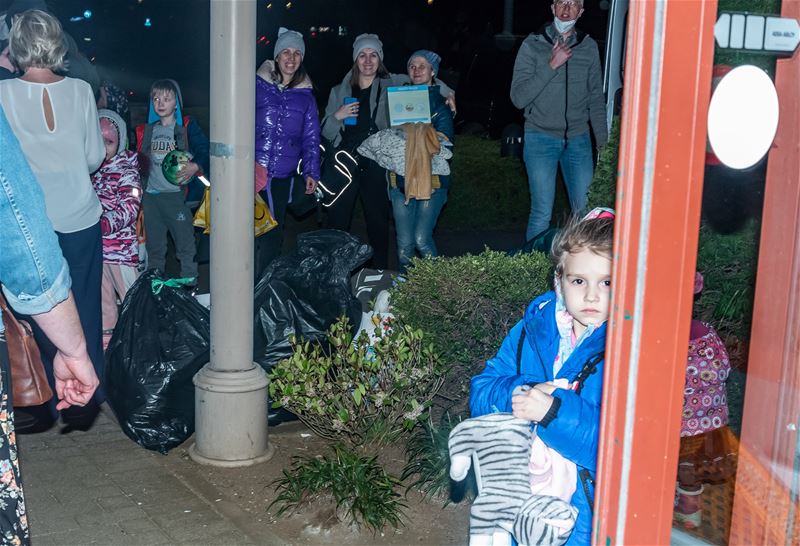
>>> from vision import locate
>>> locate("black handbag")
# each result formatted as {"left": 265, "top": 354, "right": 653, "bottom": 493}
{"left": 287, "top": 142, "right": 357, "bottom": 219}
{"left": 317, "top": 142, "right": 360, "bottom": 208}
{"left": 286, "top": 173, "right": 321, "bottom": 217}
{"left": 317, "top": 82, "right": 382, "bottom": 208}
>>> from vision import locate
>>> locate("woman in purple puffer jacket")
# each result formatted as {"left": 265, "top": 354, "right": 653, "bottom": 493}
{"left": 255, "top": 27, "right": 320, "bottom": 273}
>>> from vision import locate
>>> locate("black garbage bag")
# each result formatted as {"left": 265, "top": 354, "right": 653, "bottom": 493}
{"left": 253, "top": 229, "right": 372, "bottom": 372}
{"left": 105, "top": 270, "right": 210, "bottom": 454}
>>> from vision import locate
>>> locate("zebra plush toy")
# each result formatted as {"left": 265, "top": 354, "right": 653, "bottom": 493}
{"left": 449, "top": 413, "right": 578, "bottom": 546}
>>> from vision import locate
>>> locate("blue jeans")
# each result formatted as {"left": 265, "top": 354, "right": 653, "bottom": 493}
{"left": 523, "top": 130, "right": 594, "bottom": 240}
{"left": 390, "top": 187, "right": 448, "bottom": 270}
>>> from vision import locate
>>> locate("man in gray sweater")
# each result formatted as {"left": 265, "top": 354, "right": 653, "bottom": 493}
{"left": 511, "top": 0, "right": 607, "bottom": 241}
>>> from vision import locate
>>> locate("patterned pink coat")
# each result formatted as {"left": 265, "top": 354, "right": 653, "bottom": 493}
{"left": 91, "top": 149, "right": 141, "bottom": 266}
{"left": 680, "top": 323, "right": 730, "bottom": 436}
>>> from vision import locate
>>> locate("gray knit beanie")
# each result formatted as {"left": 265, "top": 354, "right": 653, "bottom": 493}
{"left": 274, "top": 27, "right": 305, "bottom": 59}
{"left": 352, "top": 33, "right": 383, "bottom": 61}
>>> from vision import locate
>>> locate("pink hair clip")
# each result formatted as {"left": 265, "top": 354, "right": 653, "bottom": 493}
{"left": 582, "top": 207, "right": 615, "bottom": 221}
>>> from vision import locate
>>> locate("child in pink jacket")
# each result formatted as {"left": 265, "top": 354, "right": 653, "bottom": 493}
{"left": 674, "top": 272, "right": 738, "bottom": 529}
{"left": 91, "top": 109, "right": 141, "bottom": 349}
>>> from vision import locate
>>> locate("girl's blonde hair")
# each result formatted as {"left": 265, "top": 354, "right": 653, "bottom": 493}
{"left": 9, "top": 10, "right": 67, "bottom": 72}
{"left": 551, "top": 214, "right": 614, "bottom": 275}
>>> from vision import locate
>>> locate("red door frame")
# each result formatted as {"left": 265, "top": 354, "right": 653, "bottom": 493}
{"left": 730, "top": 1, "right": 800, "bottom": 543}
{"left": 593, "top": 0, "right": 718, "bottom": 543}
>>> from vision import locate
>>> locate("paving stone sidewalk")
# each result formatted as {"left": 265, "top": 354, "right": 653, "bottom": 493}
{"left": 17, "top": 412, "right": 285, "bottom": 546}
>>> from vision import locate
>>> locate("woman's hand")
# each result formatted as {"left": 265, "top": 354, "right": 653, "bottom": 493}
{"left": 334, "top": 101, "right": 359, "bottom": 121}
{"left": 254, "top": 162, "right": 268, "bottom": 192}
{"left": 29, "top": 292, "right": 98, "bottom": 410}
{"left": 305, "top": 176, "right": 318, "bottom": 194}
{"left": 446, "top": 92, "right": 457, "bottom": 115}
{"left": 512, "top": 387, "right": 554, "bottom": 422}
{"left": 177, "top": 161, "right": 200, "bottom": 184}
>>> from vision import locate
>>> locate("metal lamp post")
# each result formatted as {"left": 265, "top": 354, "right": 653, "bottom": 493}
{"left": 189, "top": 0, "right": 274, "bottom": 467}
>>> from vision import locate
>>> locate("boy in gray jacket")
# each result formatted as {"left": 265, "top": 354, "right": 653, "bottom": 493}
{"left": 511, "top": 0, "right": 607, "bottom": 241}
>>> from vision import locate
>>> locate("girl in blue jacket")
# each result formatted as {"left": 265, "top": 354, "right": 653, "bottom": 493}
{"left": 470, "top": 208, "right": 614, "bottom": 546}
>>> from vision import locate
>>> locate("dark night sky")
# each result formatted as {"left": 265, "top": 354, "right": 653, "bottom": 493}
{"left": 4, "top": 0, "right": 610, "bottom": 109}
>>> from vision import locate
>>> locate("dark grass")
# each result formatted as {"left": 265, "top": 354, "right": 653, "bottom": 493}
{"left": 269, "top": 444, "right": 406, "bottom": 533}
{"left": 401, "top": 414, "right": 474, "bottom": 504}
{"left": 694, "top": 220, "right": 760, "bottom": 341}
{"left": 438, "top": 135, "right": 530, "bottom": 231}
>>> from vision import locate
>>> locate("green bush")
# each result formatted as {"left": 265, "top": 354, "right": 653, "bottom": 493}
{"left": 269, "top": 317, "right": 446, "bottom": 446}
{"left": 391, "top": 250, "right": 552, "bottom": 405}
{"left": 269, "top": 444, "right": 406, "bottom": 532}
{"left": 438, "top": 135, "right": 530, "bottom": 230}
{"left": 586, "top": 117, "right": 620, "bottom": 210}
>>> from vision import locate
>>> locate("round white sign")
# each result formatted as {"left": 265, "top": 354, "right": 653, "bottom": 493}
{"left": 707, "top": 64, "right": 779, "bottom": 170}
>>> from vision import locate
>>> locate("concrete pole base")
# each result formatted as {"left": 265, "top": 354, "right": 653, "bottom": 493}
{"left": 188, "top": 443, "right": 275, "bottom": 468}
{"left": 190, "top": 364, "right": 275, "bottom": 467}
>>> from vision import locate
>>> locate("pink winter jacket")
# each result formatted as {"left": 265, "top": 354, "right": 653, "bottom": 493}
{"left": 91, "top": 149, "right": 141, "bottom": 266}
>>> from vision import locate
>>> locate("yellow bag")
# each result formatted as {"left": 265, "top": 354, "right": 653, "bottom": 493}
{"left": 193, "top": 187, "right": 277, "bottom": 237}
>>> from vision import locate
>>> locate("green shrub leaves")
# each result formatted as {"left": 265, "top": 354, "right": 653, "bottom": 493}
{"left": 269, "top": 317, "right": 446, "bottom": 446}
{"left": 391, "top": 250, "right": 552, "bottom": 406}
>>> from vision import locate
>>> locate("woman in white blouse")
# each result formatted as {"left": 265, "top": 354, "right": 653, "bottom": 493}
{"left": 0, "top": 9, "right": 106, "bottom": 430}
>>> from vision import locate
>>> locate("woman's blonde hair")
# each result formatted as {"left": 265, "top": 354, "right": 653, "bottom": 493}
{"left": 8, "top": 10, "right": 67, "bottom": 72}
{"left": 551, "top": 214, "right": 614, "bottom": 275}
